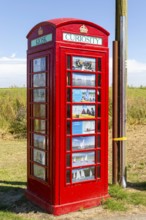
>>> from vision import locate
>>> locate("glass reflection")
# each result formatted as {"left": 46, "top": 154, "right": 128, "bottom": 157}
{"left": 33, "top": 134, "right": 46, "bottom": 149}
{"left": 33, "top": 73, "right": 46, "bottom": 87}
{"left": 33, "top": 149, "right": 45, "bottom": 165}
{"left": 33, "top": 57, "right": 46, "bottom": 72}
{"left": 33, "top": 164, "right": 45, "bottom": 180}
{"left": 33, "top": 89, "right": 46, "bottom": 102}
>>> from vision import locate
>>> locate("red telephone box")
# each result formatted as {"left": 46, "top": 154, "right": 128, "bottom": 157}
{"left": 26, "top": 18, "right": 109, "bottom": 215}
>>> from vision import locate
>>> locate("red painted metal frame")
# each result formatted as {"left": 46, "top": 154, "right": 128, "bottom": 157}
{"left": 26, "top": 18, "right": 109, "bottom": 215}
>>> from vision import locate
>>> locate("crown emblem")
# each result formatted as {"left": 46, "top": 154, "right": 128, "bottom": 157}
{"left": 80, "top": 25, "right": 88, "bottom": 33}
{"left": 38, "top": 27, "right": 43, "bottom": 35}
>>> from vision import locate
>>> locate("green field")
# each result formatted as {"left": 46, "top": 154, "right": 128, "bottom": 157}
{"left": 1, "top": 86, "right": 146, "bottom": 138}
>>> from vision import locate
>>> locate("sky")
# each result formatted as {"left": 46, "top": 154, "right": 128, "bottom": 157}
{"left": 0, "top": 0, "right": 146, "bottom": 87}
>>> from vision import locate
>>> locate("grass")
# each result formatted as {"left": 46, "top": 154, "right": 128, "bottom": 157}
{"left": 0, "top": 139, "right": 56, "bottom": 220}
{"left": 104, "top": 184, "right": 146, "bottom": 211}
{"left": 0, "top": 139, "right": 26, "bottom": 185}
{"left": 0, "top": 211, "right": 29, "bottom": 220}
{"left": 1, "top": 138, "right": 146, "bottom": 219}
{"left": 1, "top": 87, "right": 146, "bottom": 218}
{"left": 0, "top": 139, "right": 28, "bottom": 220}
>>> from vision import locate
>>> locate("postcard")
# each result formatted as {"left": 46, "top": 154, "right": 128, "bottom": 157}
{"left": 72, "top": 56, "right": 96, "bottom": 71}
{"left": 72, "top": 167, "right": 95, "bottom": 183}
{"left": 72, "top": 105, "right": 95, "bottom": 118}
{"left": 33, "top": 57, "right": 46, "bottom": 72}
{"left": 34, "top": 119, "right": 46, "bottom": 134}
{"left": 33, "top": 134, "right": 46, "bottom": 150}
{"left": 72, "top": 120, "right": 95, "bottom": 135}
{"left": 33, "top": 164, "right": 45, "bottom": 180}
{"left": 72, "top": 136, "right": 95, "bottom": 151}
{"left": 33, "top": 73, "right": 46, "bottom": 87}
{"left": 33, "top": 89, "right": 46, "bottom": 102}
{"left": 33, "top": 104, "right": 46, "bottom": 118}
{"left": 72, "top": 152, "right": 95, "bottom": 167}
{"left": 72, "top": 89, "right": 95, "bottom": 102}
{"left": 33, "top": 149, "right": 45, "bottom": 165}
{"left": 72, "top": 73, "right": 95, "bottom": 87}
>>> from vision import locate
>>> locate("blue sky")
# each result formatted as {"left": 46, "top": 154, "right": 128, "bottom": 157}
{"left": 0, "top": 0, "right": 146, "bottom": 87}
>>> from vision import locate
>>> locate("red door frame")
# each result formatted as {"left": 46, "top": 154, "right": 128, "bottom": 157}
{"left": 58, "top": 46, "right": 109, "bottom": 204}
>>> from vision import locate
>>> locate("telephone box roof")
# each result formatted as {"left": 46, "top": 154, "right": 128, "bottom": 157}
{"left": 27, "top": 18, "right": 109, "bottom": 38}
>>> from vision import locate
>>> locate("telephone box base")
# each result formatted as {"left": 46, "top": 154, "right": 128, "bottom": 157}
{"left": 26, "top": 190, "right": 109, "bottom": 216}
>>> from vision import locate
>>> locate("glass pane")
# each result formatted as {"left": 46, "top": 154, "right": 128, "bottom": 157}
{"left": 97, "top": 120, "right": 101, "bottom": 132}
{"left": 72, "top": 167, "right": 95, "bottom": 183}
{"left": 72, "top": 105, "right": 95, "bottom": 118}
{"left": 72, "top": 89, "right": 95, "bottom": 102}
{"left": 72, "top": 120, "right": 95, "bottom": 135}
{"left": 98, "top": 74, "right": 101, "bottom": 87}
{"left": 34, "top": 119, "right": 46, "bottom": 134}
{"left": 66, "top": 138, "right": 71, "bottom": 151}
{"left": 67, "top": 105, "right": 71, "bottom": 118}
{"left": 67, "top": 72, "right": 71, "bottom": 85}
{"left": 67, "top": 121, "right": 71, "bottom": 134}
{"left": 33, "top": 104, "right": 46, "bottom": 118}
{"left": 72, "top": 152, "right": 95, "bottom": 167}
{"left": 72, "top": 73, "right": 95, "bottom": 87}
{"left": 97, "top": 151, "right": 101, "bottom": 163}
{"left": 97, "top": 105, "right": 101, "bottom": 117}
{"left": 33, "top": 134, "right": 46, "bottom": 149}
{"left": 66, "top": 154, "right": 70, "bottom": 167}
{"left": 97, "top": 135, "right": 101, "bottom": 148}
{"left": 33, "top": 89, "right": 46, "bottom": 102}
{"left": 98, "top": 58, "right": 101, "bottom": 71}
{"left": 66, "top": 170, "right": 71, "bottom": 183}
{"left": 72, "top": 136, "right": 95, "bottom": 151}
{"left": 97, "top": 166, "right": 101, "bottom": 178}
{"left": 33, "top": 73, "right": 46, "bottom": 87}
{"left": 72, "top": 57, "right": 96, "bottom": 71}
{"left": 33, "top": 164, "right": 46, "bottom": 180}
{"left": 33, "top": 149, "right": 45, "bottom": 165}
{"left": 67, "top": 88, "right": 71, "bottom": 102}
{"left": 33, "top": 57, "right": 46, "bottom": 72}
{"left": 97, "top": 90, "right": 101, "bottom": 102}
{"left": 67, "top": 56, "right": 71, "bottom": 69}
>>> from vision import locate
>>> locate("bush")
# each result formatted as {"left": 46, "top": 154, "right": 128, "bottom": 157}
{"left": 0, "top": 88, "right": 26, "bottom": 138}
{"left": 9, "top": 99, "right": 26, "bottom": 138}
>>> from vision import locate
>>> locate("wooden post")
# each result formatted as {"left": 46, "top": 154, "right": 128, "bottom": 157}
{"left": 112, "top": 0, "right": 128, "bottom": 187}
{"left": 112, "top": 41, "right": 119, "bottom": 184}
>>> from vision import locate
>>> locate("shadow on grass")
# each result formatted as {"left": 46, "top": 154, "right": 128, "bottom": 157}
{"left": 127, "top": 181, "right": 146, "bottom": 191}
{"left": 0, "top": 182, "right": 46, "bottom": 214}
{"left": 0, "top": 180, "right": 26, "bottom": 186}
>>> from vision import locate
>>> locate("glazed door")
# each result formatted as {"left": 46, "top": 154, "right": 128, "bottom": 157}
{"left": 59, "top": 47, "right": 109, "bottom": 204}
{"left": 27, "top": 50, "right": 54, "bottom": 202}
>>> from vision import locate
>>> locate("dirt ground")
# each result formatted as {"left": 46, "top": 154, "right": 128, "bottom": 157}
{"left": 1, "top": 125, "right": 146, "bottom": 220}
{"left": 108, "top": 125, "right": 146, "bottom": 184}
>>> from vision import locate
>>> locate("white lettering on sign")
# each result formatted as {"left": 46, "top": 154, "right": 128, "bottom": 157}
{"left": 31, "top": 34, "right": 52, "bottom": 47}
{"left": 63, "top": 33, "right": 102, "bottom": 45}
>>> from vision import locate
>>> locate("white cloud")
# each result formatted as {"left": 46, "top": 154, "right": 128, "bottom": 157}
{"left": 0, "top": 55, "right": 146, "bottom": 88}
{"left": 0, "top": 56, "right": 26, "bottom": 88}
{"left": 109, "top": 58, "right": 146, "bottom": 86}
{"left": 10, "top": 53, "right": 16, "bottom": 58}
{"left": 127, "top": 59, "right": 146, "bottom": 73}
